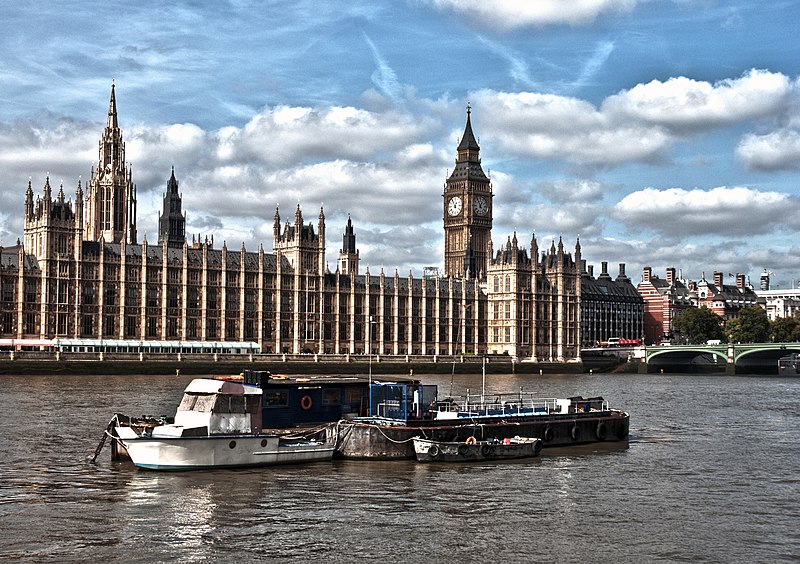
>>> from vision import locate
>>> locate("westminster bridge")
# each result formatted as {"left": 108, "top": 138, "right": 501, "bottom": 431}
{"left": 638, "top": 343, "right": 800, "bottom": 374}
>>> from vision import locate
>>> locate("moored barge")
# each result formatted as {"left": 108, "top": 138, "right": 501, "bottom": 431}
{"left": 327, "top": 382, "right": 629, "bottom": 459}
{"left": 239, "top": 370, "right": 628, "bottom": 460}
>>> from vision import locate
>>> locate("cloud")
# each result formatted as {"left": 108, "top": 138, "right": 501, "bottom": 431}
{"left": 363, "top": 33, "right": 404, "bottom": 102}
{"left": 614, "top": 186, "right": 800, "bottom": 237}
{"left": 737, "top": 129, "right": 800, "bottom": 171}
{"left": 471, "top": 89, "right": 672, "bottom": 166}
{"left": 603, "top": 69, "right": 791, "bottom": 133}
{"left": 426, "top": 0, "right": 638, "bottom": 30}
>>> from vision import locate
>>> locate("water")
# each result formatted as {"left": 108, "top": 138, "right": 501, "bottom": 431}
{"left": 0, "top": 371, "right": 798, "bottom": 563}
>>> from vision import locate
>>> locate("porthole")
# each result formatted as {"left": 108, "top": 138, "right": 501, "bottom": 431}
{"left": 229, "top": 440, "right": 236, "bottom": 449}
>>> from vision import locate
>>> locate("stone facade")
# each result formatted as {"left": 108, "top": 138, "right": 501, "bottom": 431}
{"left": 0, "top": 85, "right": 596, "bottom": 361}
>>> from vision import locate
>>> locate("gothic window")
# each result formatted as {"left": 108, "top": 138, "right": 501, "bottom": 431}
{"left": 493, "top": 276, "right": 499, "bottom": 292}
{"left": 505, "top": 276, "right": 511, "bottom": 292}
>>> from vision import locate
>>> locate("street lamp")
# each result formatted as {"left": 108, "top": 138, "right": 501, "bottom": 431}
{"left": 368, "top": 315, "right": 373, "bottom": 385}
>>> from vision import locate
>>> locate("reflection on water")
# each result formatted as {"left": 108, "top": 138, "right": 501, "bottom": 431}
{"left": 0, "top": 372, "right": 798, "bottom": 562}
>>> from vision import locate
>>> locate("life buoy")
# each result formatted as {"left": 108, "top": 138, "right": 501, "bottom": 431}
{"left": 543, "top": 426, "right": 554, "bottom": 442}
{"left": 300, "top": 395, "right": 313, "bottom": 411}
{"left": 428, "top": 445, "right": 441, "bottom": 458}
{"left": 596, "top": 422, "right": 608, "bottom": 441}
{"left": 570, "top": 425, "right": 580, "bottom": 441}
{"left": 465, "top": 436, "right": 477, "bottom": 445}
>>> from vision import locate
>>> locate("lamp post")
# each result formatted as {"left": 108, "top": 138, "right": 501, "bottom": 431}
{"left": 368, "top": 315, "right": 375, "bottom": 416}
{"left": 368, "top": 315, "right": 373, "bottom": 385}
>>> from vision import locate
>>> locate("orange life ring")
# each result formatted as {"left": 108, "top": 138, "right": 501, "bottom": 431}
{"left": 300, "top": 395, "right": 313, "bottom": 411}
{"left": 465, "top": 436, "right": 477, "bottom": 445}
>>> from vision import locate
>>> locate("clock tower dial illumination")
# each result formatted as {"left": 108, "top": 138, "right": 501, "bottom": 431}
{"left": 447, "top": 196, "right": 463, "bottom": 216}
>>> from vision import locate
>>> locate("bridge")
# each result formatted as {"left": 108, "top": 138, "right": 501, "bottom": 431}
{"left": 639, "top": 343, "right": 800, "bottom": 374}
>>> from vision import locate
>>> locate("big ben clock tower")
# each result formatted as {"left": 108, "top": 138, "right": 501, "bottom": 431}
{"left": 443, "top": 103, "right": 493, "bottom": 278}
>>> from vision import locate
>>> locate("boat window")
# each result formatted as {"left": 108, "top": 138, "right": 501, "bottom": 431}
{"left": 178, "top": 393, "right": 198, "bottom": 411}
{"left": 213, "top": 394, "right": 232, "bottom": 413}
{"left": 193, "top": 394, "right": 217, "bottom": 412}
{"left": 322, "top": 388, "right": 340, "bottom": 406}
{"left": 229, "top": 395, "right": 246, "bottom": 413}
{"left": 345, "top": 388, "right": 362, "bottom": 405}
{"left": 264, "top": 390, "right": 288, "bottom": 407}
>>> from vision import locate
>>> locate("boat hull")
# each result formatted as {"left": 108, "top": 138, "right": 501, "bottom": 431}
{"left": 413, "top": 437, "right": 541, "bottom": 462}
{"left": 329, "top": 410, "right": 629, "bottom": 459}
{"left": 114, "top": 431, "right": 334, "bottom": 470}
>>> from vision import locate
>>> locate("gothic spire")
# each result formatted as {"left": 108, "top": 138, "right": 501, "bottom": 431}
{"left": 107, "top": 80, "right": 118, "bottom": 130}
{"left": 457, "top": 101, "right": 480, "bottom": 152}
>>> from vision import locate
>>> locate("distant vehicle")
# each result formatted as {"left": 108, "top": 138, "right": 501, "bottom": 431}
{"left": 598, "top": 338, "right": 639, "bottom": 347}
{"left": 706, "top": 339, "right": 722, "bottom": 345}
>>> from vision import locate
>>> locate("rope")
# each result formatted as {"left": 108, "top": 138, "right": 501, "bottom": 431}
{"left": 90, "top": 414, "right": 118, "bottom": 464}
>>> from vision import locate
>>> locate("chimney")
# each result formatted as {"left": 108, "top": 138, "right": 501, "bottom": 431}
{"left": 714, "top": 271, "right": 723, "bottom": 287}
{"left": 588, "top": 264, "right": 594, "bottom": 277}
{"left": 617, "top": 263, "right": 629, "bottom": 282}
{"left": 666, "top": 267, "right": 676, "bottom": 285}
{"left": 736, "top": 274, "right": 745, "bottom": 290}
{"left": 642, "top": 266, "right": 652, "bottom": 282}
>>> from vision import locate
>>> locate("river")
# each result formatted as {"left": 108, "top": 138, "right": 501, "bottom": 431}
{"left": 0, "top": 371, "right": 797, "bottom": 562}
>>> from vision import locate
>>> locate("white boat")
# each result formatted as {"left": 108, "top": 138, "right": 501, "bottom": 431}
{"left": 110, "top": 378, "right": 334, "bottom": 470}
{"left": 412, "top": 436, "right": 542, "bottom": 463}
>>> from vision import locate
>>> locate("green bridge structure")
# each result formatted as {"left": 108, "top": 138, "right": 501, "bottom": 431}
{"left": 639, "top": 343, "right": 800, "bottom": 374}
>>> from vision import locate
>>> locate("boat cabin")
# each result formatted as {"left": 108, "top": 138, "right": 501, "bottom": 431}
{"left": 157, "top": 378, "right": 263, "bottom": 437}
{"left": 242, "top": 371, "right": 422, "bottom": 427}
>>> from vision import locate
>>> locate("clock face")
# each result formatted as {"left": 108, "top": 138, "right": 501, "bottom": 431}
{"left": 447, "top": 196, "right": 463, "bottom": 216}
{"left": 474, "top": 196, "right": 488, "bottom": 216}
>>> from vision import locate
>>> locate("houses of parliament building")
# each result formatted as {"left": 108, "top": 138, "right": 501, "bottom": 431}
{"left": 0, "top": 85, "right": 643, "bottom": 361}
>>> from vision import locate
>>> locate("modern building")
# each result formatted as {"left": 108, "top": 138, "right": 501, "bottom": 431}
{"left": 753, "top": 271, "right": 800, "bottom": 321}
{"left": 580, "top": 262, "right": 644, "bottom": 347}
{"left": 0, "top": 84, "right": 600, "bottom": 361}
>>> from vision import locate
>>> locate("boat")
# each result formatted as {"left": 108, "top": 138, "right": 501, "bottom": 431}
{"left": 107, "top": 377, "right": 334, "bottom": 470}
{"left": 778, "top": 353, "right": 800, "bottom": 375}
{"left": 330, "top": 388, "right": 629, "bottom": 459}
{"left": 413, "top": 436, "right": 542, "bottom": 462}
{"left": 113, "top": 369, "right": 626, "bottom": 462}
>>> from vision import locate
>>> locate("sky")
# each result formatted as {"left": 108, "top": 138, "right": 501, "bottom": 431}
{"left": 2, "top": 0, "right": 800, "bottom": 289}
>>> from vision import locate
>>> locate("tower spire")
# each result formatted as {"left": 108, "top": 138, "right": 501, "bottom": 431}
{"left": 107, "top": 80, "right": 118, "bottom": 130}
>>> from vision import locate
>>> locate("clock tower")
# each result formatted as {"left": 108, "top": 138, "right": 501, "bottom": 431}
{"left": 443, "top": 104, "right": 493, "bottom": 278}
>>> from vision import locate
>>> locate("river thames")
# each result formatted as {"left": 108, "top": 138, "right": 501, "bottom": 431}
{"left": 0, "top": 371, "right": 797, "bottom": 562}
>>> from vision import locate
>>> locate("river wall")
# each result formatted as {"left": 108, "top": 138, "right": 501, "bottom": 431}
{"left": 0, "top": 352, "right": 597, "bottom": 376}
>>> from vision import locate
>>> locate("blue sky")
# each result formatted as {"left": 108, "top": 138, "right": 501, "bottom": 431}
{"left": 2, "top": 0, "right": 800, "bottom": 288}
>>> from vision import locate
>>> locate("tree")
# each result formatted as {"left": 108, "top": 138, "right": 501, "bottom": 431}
{"left": 770, "top": 315, "right": 800, "bottom": 343}
{"left": 725, "top": 306, "right": 770, "bottom": 343}
{"left": 672, "top": 307, "right": 725, "bottom": 344}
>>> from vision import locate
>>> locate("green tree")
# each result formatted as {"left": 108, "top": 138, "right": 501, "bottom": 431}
{"left": 672, "top": 307, "right": 725, "bottom": 344}
{"left": 726, "top": 306, "right": 770, "bottom": 343}
{"left": 770, "top": 315, "right": 800, "bottom": 343}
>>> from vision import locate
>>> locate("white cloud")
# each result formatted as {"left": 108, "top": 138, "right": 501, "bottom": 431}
{"left": 472, "top": 90, "right": 672, "bottom": 165}
{"left": 427, "top": 0, "right": 638, "bottom": 29}
{"left": 603, "top": 69, "right": 791, "bottom": 132}
{"left": 614, "top": 186, "right": 800, "bottom": 236}
{"left": 737, "top": 129, "right": 800, "bottom": 171}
